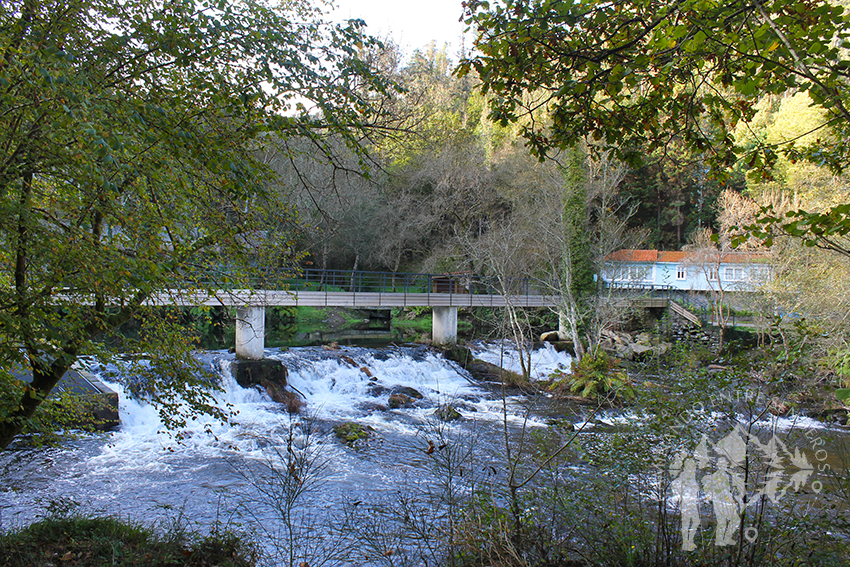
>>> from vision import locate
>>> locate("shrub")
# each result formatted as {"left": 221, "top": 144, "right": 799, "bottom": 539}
{"left": 0, "top": 515, "right": 256, "bottom": 566}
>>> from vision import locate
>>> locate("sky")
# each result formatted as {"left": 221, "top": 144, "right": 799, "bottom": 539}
{"left": 332, "top": 0, "right": 470, "bottom": 60}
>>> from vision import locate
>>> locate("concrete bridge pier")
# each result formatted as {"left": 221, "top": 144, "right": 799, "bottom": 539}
{"left": 432, "top": 306, "right": 458, "bottom": 346}
{"left": 235, "top": 306, "right": 265, "bottom": 359}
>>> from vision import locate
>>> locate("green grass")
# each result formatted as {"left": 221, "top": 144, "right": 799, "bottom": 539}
{"left": 294, "top": 306, "right": 330, "bottom": 334}
{"left": 0, "top": 515, "right": 256, "bottom": 566}
{"left": 294, "top": 307, "right": 369, "bottom": 333}
{"left": 392, "top": 314, "right": 433, "bottom": 335}
{"left": 390, "top": 309, "right": 473, "bottom": 339}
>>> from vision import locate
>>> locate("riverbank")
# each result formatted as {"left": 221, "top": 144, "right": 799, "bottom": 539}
{"left": 0, "top": 513, "right": 255, "bottom": 566}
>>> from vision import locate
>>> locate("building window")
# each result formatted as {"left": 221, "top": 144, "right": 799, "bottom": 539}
{"left": 626, "top": 265, "right": 652, "bottom": 282}
{"left": 724, "top": 267, "right": 744, "bottom": 280}
{"left": 708, "top": 268, "right": 719, "bottom": 280}
{"left": 676, "top": 266, "right": 687, "bottom": 280}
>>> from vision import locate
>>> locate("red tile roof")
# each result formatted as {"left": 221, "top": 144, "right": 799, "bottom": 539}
{"left": 657, "top": 251, "right": 687, "bottom": 262}
{"left": 606, "top": 249, "right": 657, "bottom": 262}
{"left": 607, "top": 249, "right": 767, "bottom": 263}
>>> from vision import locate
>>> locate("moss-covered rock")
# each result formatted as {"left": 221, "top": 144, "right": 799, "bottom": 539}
{"left": 435, "top": 344, "right": 528, "bottom": 387}
{"left": 441, "top": 345, "right": 474, "bottom": 368}
{"left": 434, "top": 404, "right": 462, "bottom": 422}
{"left": 333, "top": 422, "right": 372, "bottom": 446}
{"left": 388, "top": 393, "right": 413, "bottom": 409}
{"left": 467, "top": 359, "right": 527, "bottom": 387}
{"left": 545, "top": 417, "right": 575, "bottom": 431}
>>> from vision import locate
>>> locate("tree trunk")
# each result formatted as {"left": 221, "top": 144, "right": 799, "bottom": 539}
{"left": 320, "top": 242, "right": 328, "bottom": 286}
{"left": 349, "top": 253, "right": 359, "bottom": 290}
{"left": 0, "top": 352, "right": 76, "bottom": 449}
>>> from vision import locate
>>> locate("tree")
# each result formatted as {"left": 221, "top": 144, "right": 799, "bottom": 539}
{"left": 684, "top": 229, "right": 734, "bottom": 348}
{"left": 619, "top": 149, "right": 742, "bottom": 248}
{"left": 0, "top": 0, "right": 393, "bottom": 449}
{"left": 506, "top": 147, "right": 595, "bottom": 360}
{"left": 468, "top": 143, "right": 644, "bottom": 361}
{"left": 370, "top": 42, "right": 502, "bottom": 274}
{"left": 717, "top": 189, "right": 764, "bottom": 251}
{"left": 459, "top": 0, "right": 850, "bottom": 249}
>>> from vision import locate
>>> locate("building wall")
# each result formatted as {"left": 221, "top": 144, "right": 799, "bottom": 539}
{"left": 603, "top": 261, "right": 768, "bottom": 292}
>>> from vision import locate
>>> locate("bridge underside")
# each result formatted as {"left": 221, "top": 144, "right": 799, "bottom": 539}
{"left": 171, "top": 290, "right": 555, "bottom": 359}
{"left": 143, "top": 290, "right": 685, "bottom": 359}
{"left": 146, "top": 289, "right": 555, "bottom": 358}
{"left": 140, "top": 289, "right": 684, "bottom": 359}
{"left": 230, "top": 303, "right": 461, "bottom": 359}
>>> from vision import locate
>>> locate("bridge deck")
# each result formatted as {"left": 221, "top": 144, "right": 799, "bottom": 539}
{"left": 147, "top": 290, "right": 558, "bottom": 308}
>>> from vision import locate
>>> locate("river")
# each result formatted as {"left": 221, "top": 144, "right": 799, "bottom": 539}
{"left": 1, "top": 342, "right": 848, "bottom": 565}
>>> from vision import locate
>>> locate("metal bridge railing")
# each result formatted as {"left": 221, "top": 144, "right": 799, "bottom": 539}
{"left": 605, "top": 281, "right": 674, "bottom": 298}
{"left": 230, "top": 268, "right": 538, "bottom": 297}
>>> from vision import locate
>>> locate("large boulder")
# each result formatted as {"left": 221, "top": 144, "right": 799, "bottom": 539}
{"left": 440, "top": 345, "right": 474, "bottom": 367}
{"left": 388, "top": 393, "right": 414, "bottom": 408}
{"left": 390, "top": 386, "right": 424, "bottom": 400}
{"left": 615, "top": 344, "right": 634, "bottom": 360}
{"left": 634, "top": 332, "right": 653, "bottom": 345}
{"left": 13, "top": 366, "right": 120, "bottom": 431}
{"left": 540, "top": 330, "right": 561, "bottom": 342}
{"left": 467, "top": 359, "right": 527, "bottom": 386}
{"left": 260, "top": 379, "right": 304, "bottom": 414}
{"left": 434, "top": 404, "right": 463, "bottom": 422}
{"left": 434, "top": 344, "right": 527, "bottom": 386}
{"left": 231, "top": 359, "right": 297, "bottom": 411}
{"left": 231, "top": 358, "right": 287, "bottom": 388}
{"left": 631, "top": 343, "right": 654, "bottom": 358}
{"left": 653, "top": 343, "right": 671, "bottom": 356}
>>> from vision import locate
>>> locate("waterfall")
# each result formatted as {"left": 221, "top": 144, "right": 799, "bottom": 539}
{"left": 0, "top": 343, "right": 573, "bottom": 529}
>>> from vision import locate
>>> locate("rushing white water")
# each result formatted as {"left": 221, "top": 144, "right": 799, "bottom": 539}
{"left": 0, "top": 343, "right": 574, "bottom": 532}
{"left": 471, "top": 340, "right": 571, "bottom": 381}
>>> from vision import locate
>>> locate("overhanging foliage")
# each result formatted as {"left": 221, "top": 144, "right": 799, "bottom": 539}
{"left": 0, "top": 0, "right": 394, "bottom": 448}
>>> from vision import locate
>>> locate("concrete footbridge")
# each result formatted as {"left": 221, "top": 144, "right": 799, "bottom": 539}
{"left": 42, "top": 272, "right": 696, "bottom": 430}
{"left": 137, "top": 270, "right": 695, "bottom": 359}
{"left": 146, "top": 269, "right": 555, "bottom": 358}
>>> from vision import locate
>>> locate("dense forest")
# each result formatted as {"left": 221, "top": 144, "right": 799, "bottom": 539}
{"left": 267, "top": 37, "right": 850, "bottom": 362}
{"left": 273, "top": 41, "right": 845, "bottom": 273}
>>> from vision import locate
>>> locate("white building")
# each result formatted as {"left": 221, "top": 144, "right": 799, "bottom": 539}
{"left": 603, "top": 249, "right": 770, "bottom": 293}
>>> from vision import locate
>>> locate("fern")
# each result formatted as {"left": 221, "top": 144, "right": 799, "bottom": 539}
{"left": 551, "top": 348, "right": 635, "bottom": 404}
